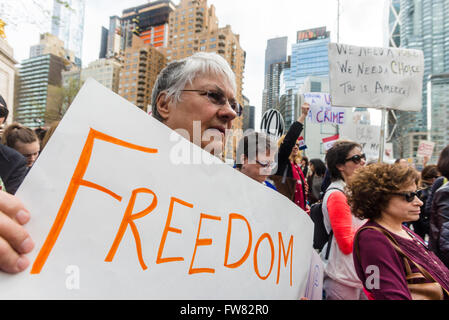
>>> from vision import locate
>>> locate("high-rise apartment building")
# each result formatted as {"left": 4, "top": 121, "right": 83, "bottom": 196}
{"left": 16, "top": 54, "right": 66, "bottom": 128}
{"left": 118, "top": 36, "right": 166, "bottom": 112}
{"left": 51, "top": 0, "right": 85, "bottom": 67}
{"left": 121, "top": 1, "right": 175, "bottom": 50}
{"left": 390, "top": 0, "right": 449, "bottom": 159}
{"left": 0, "top": 34, "right": 18, "bottom": 128}
{"left": 262, "top": 37, "right": 288, "bottom": 114}
{"left": 280, "top": 27, "right": 330, "bottom": 130}
{"left": 81, "top": 58, "right": 122, "bottom": 93}
{"left": 106, "top": 16, "right": 123, "bottom": 59}
{"left": 30, "top": 33, "right": 76, "bottom": 66}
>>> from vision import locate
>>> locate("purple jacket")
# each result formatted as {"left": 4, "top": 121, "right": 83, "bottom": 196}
{"left": 353, "top": 220, "right": 449, "bottom": 300}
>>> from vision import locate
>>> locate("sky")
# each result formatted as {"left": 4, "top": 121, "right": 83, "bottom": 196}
{"left": 3, "top": 0, "right": 389, "bottom": 126}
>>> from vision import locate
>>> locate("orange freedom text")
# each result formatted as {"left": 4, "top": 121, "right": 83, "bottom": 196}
{"left": 30, "top": 129, "right": 295, "bottom": 286}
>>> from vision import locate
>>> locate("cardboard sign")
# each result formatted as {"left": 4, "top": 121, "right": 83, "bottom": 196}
{"left": 328, "top": 43, "right": 424, "bottom": 111}
{"left": 0, "top": 79, "right": 313, "bottom": 299}
{"left": 417, "top": 140, "right": 435, "bottom": 158}
{"left": 303, "top": 92, "right": 347, "bottom": 125}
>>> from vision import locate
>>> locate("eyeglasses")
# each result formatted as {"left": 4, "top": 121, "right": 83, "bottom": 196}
{"left": 181, "top": 89, "right": 242, "bottom": 116}
{"left": 390, "top": 191, "right": 422, "bottom": 202}
{"left": 255, "top": 159, "right": 277, "bottom": 170}
{"left": 345, "top": 153, "right": 366, "bottom": 164}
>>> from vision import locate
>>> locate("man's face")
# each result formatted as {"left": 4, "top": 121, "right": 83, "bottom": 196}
{"left": 240, "top": 151, "right": 276, "bottom": 184}
{"left": 0, "top": 117, "right": 5, "bottom": 125}
{"left": 160, "top": 75, "right": 237, "bottom": 156}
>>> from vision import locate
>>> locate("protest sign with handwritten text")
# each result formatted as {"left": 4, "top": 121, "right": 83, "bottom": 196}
{"left": 0, "top": 79, "right": 313, "bottom": 299}
{"left": 340, "top": 124, "right": 381, "bottom": 160}
{"left": 417, "top": 140, "right": 435, "bottom": 158}
{"left": 328, "top": 43, "right": 424, "bottom": 111}
{"left": 303, "top": 92, "right": 347, "bottom": 125}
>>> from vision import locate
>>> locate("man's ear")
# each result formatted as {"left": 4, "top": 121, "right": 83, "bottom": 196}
{"left": 156, "top": 92, "right": 171, "bottom": 122}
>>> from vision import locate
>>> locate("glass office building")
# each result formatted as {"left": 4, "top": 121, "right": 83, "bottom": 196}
{"left": 428, "top": 73, "right": 449, "bottom": 163}
{"left": 262, "top": 37, "right": 288, "bottom": 114}
{"left": 392, "top": 0, "right": 449, "bottom": 159}
{"left": 280, "top": 27, "right": 330, "bottom": 129}
{"left": 51, "top": 0, "right": 86, "bottom": 67}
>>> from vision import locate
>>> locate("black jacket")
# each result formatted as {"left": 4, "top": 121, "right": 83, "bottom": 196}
{"left": 274, "top": 121, "right": 304, "bottom": 178}
{"left": 0, "top": 144, "right": 27, "bottom": 194}
{"left": 273, "top": 121, "right": 306, "bottom": 203}
{"left": 429, "top": 181, "right": 449, "bottom": 268}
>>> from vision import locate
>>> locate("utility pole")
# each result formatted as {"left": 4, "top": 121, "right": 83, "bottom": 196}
{"left": 337, "top": 0, "right": 340, "bottom": 43}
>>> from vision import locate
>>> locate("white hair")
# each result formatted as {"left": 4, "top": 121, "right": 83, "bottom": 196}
{"left": 151, "top": 52, "right": 237, "bottom": 121}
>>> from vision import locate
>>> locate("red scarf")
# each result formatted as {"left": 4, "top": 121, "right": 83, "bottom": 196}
{"left": 291, "top": 161, "right": 306, "bottom": 211}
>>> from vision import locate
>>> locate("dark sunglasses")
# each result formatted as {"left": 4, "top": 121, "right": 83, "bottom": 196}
{"left": 390, "top": 191, "right": 422, "bottom": 202}
{"left": 181, "top": 89, "right": 242, "bottom": 116}
{"left": 345, "top": 153, "right": 366, "bottom": 164}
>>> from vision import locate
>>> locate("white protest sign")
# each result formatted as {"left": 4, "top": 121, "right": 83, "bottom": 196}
{"left": 0, "top": 79, "right": 313, "bottom": 299}
{"left": 322, "top": 134, "right": 339, "bottom": 151}
{"left": 303, "top": 92, "right": 347, "bottom": 125}
{"left": 340, "top": 124, "right": 381, "bottom": 160}
{"left": 304, "top": 250, "right": 324, "bottom": 300}
{"left": 328, "top": 43, "right": 424, "bottom": 111}
{"left": 417, "top": 140, "right": 435, "bottom": 158}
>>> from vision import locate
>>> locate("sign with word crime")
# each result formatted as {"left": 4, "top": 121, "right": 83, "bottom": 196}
{"left": 328, "top": 43, "right": 424, "bottom": 111}
{"left": 0, "top": 79, "right": 313, "bottom": 299}
{"left": 303, "top": 92, "right": 347, "bottom": 125}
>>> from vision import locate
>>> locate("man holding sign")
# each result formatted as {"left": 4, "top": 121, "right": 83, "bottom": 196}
{"left": 0, "top": 52, "right": 240, "bottom": 275}
{"left": 0, "top": 52, "right": 313, "bottom": 301}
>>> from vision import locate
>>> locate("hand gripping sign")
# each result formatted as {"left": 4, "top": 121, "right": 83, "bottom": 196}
{"left": 0, "top": 79, "right": 313, "bottom": 299}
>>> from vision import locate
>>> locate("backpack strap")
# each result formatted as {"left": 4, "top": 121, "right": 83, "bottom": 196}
{"left": 322, "top": 187, "right": 344, "bottom": 259}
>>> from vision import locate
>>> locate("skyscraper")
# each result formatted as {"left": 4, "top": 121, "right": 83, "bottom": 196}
{"left": 120, "top": 1, "right": 175, "bottom": 50}
{"left": 392, "top": 0, "right": 449, "bottom": 159}
{"left": 51, "top": 0, "right": 86, "bottom": 67}
{"left": 388, "top": 0, "right": 401, "bottom": 48}
{"left": 280, "top": 27, "right": 330, "bottom": 130}
{"left": 17, "top": 54, "right": 66, "bottom": 128}
{"left": 262, "top": 37, "right": 288, "bottom": 114}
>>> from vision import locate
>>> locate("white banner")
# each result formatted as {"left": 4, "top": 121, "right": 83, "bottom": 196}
{"left": 340, "top": 124, "right": 381, "bottom": 160}
{"left": 417, "top": 140, "right": 435, "bottom": 158}
{"left": 303, "top": 92, "right": 347, "bottom": 125}
{"left": 0, "top": 79, "right": 313, "bottom": 299}
{"left": 328, "top": 43, "right": 424, "bottom": 111}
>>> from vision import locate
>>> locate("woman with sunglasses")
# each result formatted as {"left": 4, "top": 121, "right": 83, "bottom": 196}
{"left": 347, "top": 163, "right": 449, "bottom": 299}
{"left": 321, "top": 140, "right": 367, "bottom": 300}
{"left": 273, "top": 103, "right": 310, "bottom": 211}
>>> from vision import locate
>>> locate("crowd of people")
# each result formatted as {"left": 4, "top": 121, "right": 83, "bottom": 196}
{"left": 0, "top": 52, "right": 449, "bottom": 300}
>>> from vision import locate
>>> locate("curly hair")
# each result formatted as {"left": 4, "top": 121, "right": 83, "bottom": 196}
{"left": 346, "top": 163, "right": 420, "bottom": 220}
